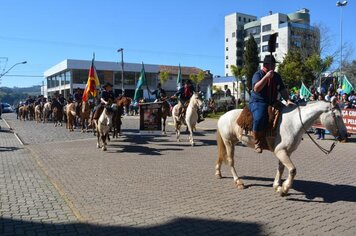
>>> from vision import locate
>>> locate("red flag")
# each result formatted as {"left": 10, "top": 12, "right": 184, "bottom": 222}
{"left": 82, "top": 60, "right": 100, "bottom": 102}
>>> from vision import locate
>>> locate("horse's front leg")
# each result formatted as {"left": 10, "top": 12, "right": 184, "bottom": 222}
{"left": 187, "top": 122, "right": 194, "bottom": 146}
{"left": 273, "top": 161, "right": 285, "bottom": 191}
{"left": 274, "top": 150, "right": 296, "bottom": 196}
{"left": 101, "top": 134, "right": 107, "bottom": 151}
{"left": 97, "top": 131, "right": 101, "bottom": 149}
{"left": 162, "top": 117, "right": 166, "bottom": 135}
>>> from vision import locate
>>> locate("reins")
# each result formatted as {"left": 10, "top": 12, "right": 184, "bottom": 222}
{"left": 297, "top": 104, "right": 337, "bottom": 155}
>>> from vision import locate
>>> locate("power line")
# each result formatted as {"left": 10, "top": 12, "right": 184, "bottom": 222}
{"left": 1, "top": 74, "right": 43, "bottom": 77}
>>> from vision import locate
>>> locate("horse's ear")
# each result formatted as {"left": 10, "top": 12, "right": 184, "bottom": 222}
{"left": 331, "top": 97, "right": 338, "bottom": 107}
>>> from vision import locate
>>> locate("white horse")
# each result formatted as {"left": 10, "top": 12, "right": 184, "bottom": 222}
{"left": 42, "top": 101, "right": 52, "bottom": 123}
{"left": 172, "top": 92, "right": 203, "bottom": 146}
{"left": 95, "top": 106, "right": 114, "bottom": 151}
{"left": 215, "top": 98, "right": 348, "bottom": 196}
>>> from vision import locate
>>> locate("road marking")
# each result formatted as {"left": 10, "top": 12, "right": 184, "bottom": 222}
{"left": 2, "top": 118, "right": 25, "bottom": 145}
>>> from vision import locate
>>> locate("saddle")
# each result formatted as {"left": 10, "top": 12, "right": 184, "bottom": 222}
{"left": 236, "top": 101, "right": 284, "bottom": 137}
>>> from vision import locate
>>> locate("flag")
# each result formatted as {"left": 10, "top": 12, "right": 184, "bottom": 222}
{"left": 299, "top": 82, "right": 312, "bottom": 100}
{"left": 342, "top": 75, "right": 354, "bottom": 94}
{"left": 177, "top": 64, "right": 182, "bottom": 90}
{"left": 82, "top": 59, "right": 100, "bottom": 102}
{"left": 134, "top": 63, "right": 146, "bottom": 100}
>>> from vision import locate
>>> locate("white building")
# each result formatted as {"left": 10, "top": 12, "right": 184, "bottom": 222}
{"left": 225, "top": 8, "right": 319, "bottom": 76}
{"left": 43, "top": 59, "right": 213, "bottom": 99}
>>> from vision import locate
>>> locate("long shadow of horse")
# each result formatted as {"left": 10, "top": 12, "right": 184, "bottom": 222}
{"left": 0, "top": 146, "right": 21, "bottom": 152}
{"left": 0, "top": 216, "right": 263, "bottom": 236}
{"left": 242, "top": 176, "right": 356, "bottom": 203}
{"left": 109, "top": 134, "right": 183, "bottom": 156}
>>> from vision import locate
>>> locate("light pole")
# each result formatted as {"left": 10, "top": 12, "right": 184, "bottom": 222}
{"left": 0, "top": 61, "right": 27, "bottom": 79}
{"left": 336, "top": 1, "right": 347, "bottom": 83}
{"left": 117, "top": 48, "right": 124, "bottom": 95}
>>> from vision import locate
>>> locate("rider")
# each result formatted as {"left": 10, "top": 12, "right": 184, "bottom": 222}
{"left": 148, "top": 83, "right": 167, "bottom": 102}
{"left": 172, "top": 79, "right": 204, "bottom": 123}
{"left": 249, "top": 55, "right": 294, "bottom": 153}
{"left": 92, "top": 82, "right": 115, "bottom": 122}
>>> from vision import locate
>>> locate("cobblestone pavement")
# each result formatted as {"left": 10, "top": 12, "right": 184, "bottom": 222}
{"left": 1, "top": 113, "right": 356, "bottom": 235}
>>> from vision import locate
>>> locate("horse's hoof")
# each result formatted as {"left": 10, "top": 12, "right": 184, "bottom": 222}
{"left": 215, "top": 173, "right": 222, "bottom": 179}
{"left": 102, "top": 147, "right": 107, "bottom": 151}
{"left": 276, "top": 186, "right": 288, "bottom": 197}
{"left": 235, "top": 180, "right": 246, "bottom": 189}
{"left": 191, "top": 142, "right": 195, "bottom": 147}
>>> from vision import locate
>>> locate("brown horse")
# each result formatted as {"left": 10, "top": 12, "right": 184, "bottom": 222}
{"left": 28, "top": 103, "right": 35, "bottom": 120}
{"left": 80, "top": 101, "right": 91, "bottom": 132}
{"left": 160, "top": 98, "right": 171, "bottom": 134}
{"left": 116, "top": 96, "right": 132, "bottom": 116}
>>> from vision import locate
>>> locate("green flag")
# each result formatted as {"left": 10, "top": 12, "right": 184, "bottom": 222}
{"left": 342, "top": 75, "right": 354, "bottom": 94}
{"left": 134, "top": 63, "right": 146, "bottom": 100}
{"left": 299, "top": 82, "right": 312, "bottom": 100}
{"left": 177, "top": 64, "right": 182, "bottom": 89}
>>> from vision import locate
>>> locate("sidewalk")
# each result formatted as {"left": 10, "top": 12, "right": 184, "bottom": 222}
{"left": 0, "top": 118, "right": 84, "bottom": 235}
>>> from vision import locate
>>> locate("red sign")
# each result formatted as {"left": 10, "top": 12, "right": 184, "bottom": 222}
{"left": 342, "top": 109, "right": 356, "bottom": 134}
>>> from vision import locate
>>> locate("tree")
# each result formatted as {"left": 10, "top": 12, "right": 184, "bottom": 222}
{"left": 305, "top": 54, "right": 333, "bottom": 86}
{"left": 243, "top": 35, "right": 259, "bottom": 93}
{"left": 278, "top": 50, "right": 307, "bottom": 88}
{"left": 189, "top": 71, "right": 205, "bottom": 90}
{"left": 159, "top": 71, "right": 169, "bottom": 85}
{"left": 342, "top": 60, "right": 356, "bottom": 85}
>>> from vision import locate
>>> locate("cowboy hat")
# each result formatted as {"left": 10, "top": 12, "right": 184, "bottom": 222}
{"left": 103, "top": 82, "right": 113, "bottom": 88}
{"left": 260, "top": 55, "right": 279, "bottom": 64}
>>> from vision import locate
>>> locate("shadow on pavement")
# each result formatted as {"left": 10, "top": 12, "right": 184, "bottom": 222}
{"left": 0, "top": 217, "right": 263, "bottom": 236}
{"left": 0, "top": 146, "right": 21, "bottom": 152}
{"left": 242, "top": 176, "right": 356, "bottom": 203}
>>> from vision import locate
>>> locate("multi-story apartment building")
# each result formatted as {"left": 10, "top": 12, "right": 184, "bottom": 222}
{"left": 225, "top": 8, "right": 319, "bottom": 76}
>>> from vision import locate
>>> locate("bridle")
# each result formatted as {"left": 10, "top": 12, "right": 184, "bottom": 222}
{"left": 297, "top": 103, "right": 338, "bottom": 155}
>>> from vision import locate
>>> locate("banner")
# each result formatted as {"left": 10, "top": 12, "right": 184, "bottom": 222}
{"left": 139, "top": 102, "right": 162, "bottom": 135}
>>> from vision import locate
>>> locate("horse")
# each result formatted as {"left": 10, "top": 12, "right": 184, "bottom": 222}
{"left": 80, "top": 101, "right": 91, "bottom": 132}
{"left": 18, "top": 105, "right": 29, "bottom": 121}
{"left": 34, "top": 104, "right": 43, "bottom": 123}
{"left": 171, "top": 92, "right": 204, "bottom": 146}
{"left": 42, "top": 101, "right": 52, "bottom": 123}
{"left": 28, "top": 103, "right": 35, "bottom": 121}
{"left": 215, "top": 98, "right": 348, "bottom": 197}
{"left": 160, "top": 98, "right": 171, "bottom": 135}
{"left": 116, "top": 96, "right": 132, "bottom": 115}
{"left": 52, "top": 105, "right": 64, "bottom": 127}
{"left": 65, "top": 103, "right": 76, "bottom": 131}
{"left": 95, "top": 106, "right": 114, "bottom": 151}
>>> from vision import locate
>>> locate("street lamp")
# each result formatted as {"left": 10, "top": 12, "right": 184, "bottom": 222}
{"left": 336, "top": 1, "right": 347, "bottom": 83}
{"left": 0, "top": 61, "right": 27, "bottom": 79}
{"left": 117, "top": 48, "right": 124, "bottom": 95}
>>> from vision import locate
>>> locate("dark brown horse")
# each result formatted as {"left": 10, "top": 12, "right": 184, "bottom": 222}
{"left": 112, "top": 96, "right": 132, "bottom": 138}
{"left": 80, "top": 101, "right": 91, "bottom": 132}
{"left": 160, "top": 99, "right": 171, "bottom": 134}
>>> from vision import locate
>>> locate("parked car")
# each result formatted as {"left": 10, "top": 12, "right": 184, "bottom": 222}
{"left": 1, "top": 103, "right": 14, "bottom": 113}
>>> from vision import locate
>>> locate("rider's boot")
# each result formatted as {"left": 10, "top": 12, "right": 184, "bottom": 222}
{"left": 253, "top": 131, "right": 264, "bottom": 153}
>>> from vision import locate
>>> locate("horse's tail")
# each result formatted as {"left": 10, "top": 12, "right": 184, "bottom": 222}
{"left": 217, "top": 128, "right": 228, "bottom": 164}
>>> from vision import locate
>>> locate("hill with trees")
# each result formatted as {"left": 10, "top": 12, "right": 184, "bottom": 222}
{"left": 0, "top": 85, "right": 41, "bottom": 105}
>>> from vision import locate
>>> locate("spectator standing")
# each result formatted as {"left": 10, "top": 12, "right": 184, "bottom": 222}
{"left": 316, "top": 94, "right": 326, "bottom": 140}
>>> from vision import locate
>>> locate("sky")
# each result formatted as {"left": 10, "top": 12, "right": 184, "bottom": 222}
{"left": 0, "top": 0, "right": 355, "bottom": 88}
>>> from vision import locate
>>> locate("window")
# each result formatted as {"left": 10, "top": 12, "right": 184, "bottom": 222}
{"left": 226, "top": 47, "right": 229, "bottom": 51}
{"left": 262, "top": 34, "right": 270, "bottom": 42}
{"left": 262, "top": 45, "right": 269, "bottom": 52}
{"left": 226, "top": 64, "right": 229, "bottom": 69}
{"left": 226, "top": 56, "right": 229, "bottom": 60}
{"left": 243, "top": 17, "right": 246, "bottom": 22}
{"left": 238, "top": 16, "right": 241, "bottom": 22}
{"left": 226, "top": 38, "right": 228, "bottom": 42}
{"left": 262, "top": 24, "right": 271, "bottom": 32}
{"left": 232, "top": 32, "right": 235, "bottom": 38}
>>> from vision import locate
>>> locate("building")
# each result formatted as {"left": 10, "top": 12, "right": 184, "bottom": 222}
{"left": 225, "top": 8, "right": 319, "bottom": 76}
{"left": 225, "top": 12, "right": 257, "bottom": 76}
{"left": 212, "top": 76, "right": 250, "bottom": 102}
{"left": 43, "top": 59, "right": 213, "bottom": 99}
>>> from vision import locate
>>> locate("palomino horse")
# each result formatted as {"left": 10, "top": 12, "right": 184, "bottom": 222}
{"left": 65, "top": 103, "right": 76, "bottom": 131}
{"left": 18, "top": 105, "right": 29, "bottom": 121}
{"left": 215, "top": 98, "right": 348, "bottom": 196}
{"left": 42, "top": 101, "right": 52, "bottom": 123}
{"left": 95, "top": 106, "right": 114, "bottom": 151}
{"left": 172, "top": 92, "right": 203, "bottom": 146}
{"left": 34, "top": 104, "right": 43, "bottom": 123}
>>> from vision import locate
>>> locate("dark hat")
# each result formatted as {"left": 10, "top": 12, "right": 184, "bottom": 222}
{"left": 261, "top": 55, "right": 278, "bottom": 64}
{"left": 103, "top": 82, "right": 113, "bottom": 88}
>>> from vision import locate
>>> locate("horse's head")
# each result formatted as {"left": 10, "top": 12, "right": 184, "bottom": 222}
{"left": 320, "top": 98, "right": 348, "bottom": 142}
{"left": 101, "top": 106, "right": 114, "bottom": 127}
{"left": 190, "top": 92, "right": 203, "bottom": 108}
